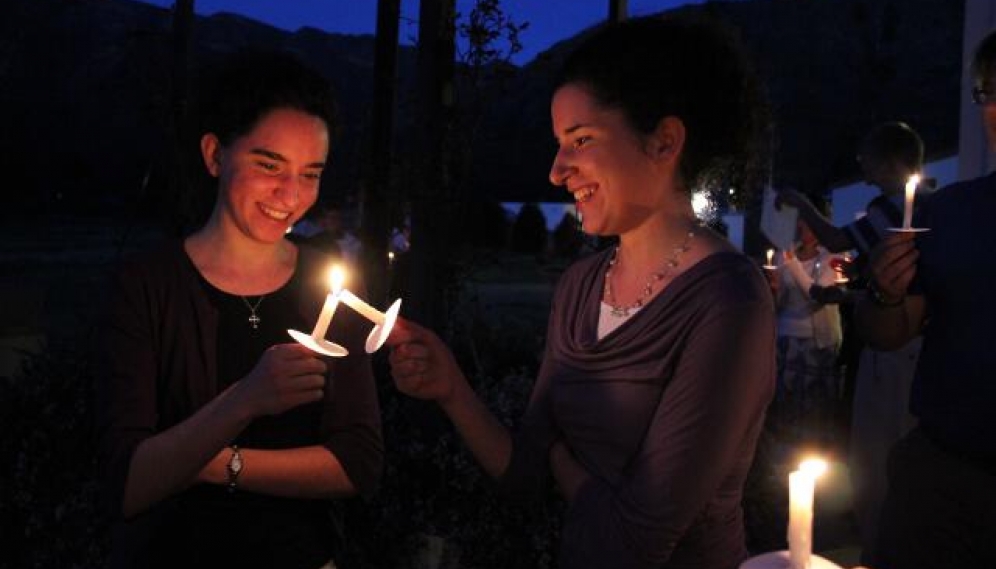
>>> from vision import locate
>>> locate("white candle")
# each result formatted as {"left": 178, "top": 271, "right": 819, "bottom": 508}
{"left": 903, "top": 174, "right": 920, "bottom": 229}
{"left": 788, "top": 459, "right": 827, "bottom": 569}
{"left": 340, "top": 289, "right": 386, "bottom": 324}
{"left": 766, "top": 248, "right": 775, "bottom": 266}
{"left": 788, "top": 470, "right": 814, "bottom": 569}
{"left": 311, "top": 266, "right": 345, "bottom": 340}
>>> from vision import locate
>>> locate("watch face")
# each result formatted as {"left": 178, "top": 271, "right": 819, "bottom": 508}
{"left": 230, "top": 451, "right": 243, "bottom": 474}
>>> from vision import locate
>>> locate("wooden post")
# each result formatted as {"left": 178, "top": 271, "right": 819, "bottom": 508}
{"left": 609, "top": 0, "right": 628, "bottom": 23}
{"left": 360, "top": 0, "right": 402, "bottom": 306}
{"left": 408, "top": 0, "right": 456, "bottom": 330}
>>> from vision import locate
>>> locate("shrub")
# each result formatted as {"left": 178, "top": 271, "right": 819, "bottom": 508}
{"left": 508, "top": 203, "right": 548, "bottom": 256}
{"left": 0, "top": 336, "right": 108, "bottom": 569}
{"left": 550, "top": 212, "right": 582, "bottom": 259}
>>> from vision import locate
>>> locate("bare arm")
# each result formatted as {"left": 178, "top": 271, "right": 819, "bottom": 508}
{"left": 121, "top": 344, "right": 328, "bottom": 517}
{"left": 197, "top": 445, "right": 357, "bottom": 498}
{"left": 388, "top": 319, "right": 512, "bottom": 479}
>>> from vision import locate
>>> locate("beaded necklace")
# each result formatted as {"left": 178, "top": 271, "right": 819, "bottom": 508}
{"left": 603, "top": 227, "right": 697, "bottom": 318}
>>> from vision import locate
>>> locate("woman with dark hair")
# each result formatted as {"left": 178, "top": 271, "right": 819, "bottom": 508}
{"left": 388, "top": 15, "right": 774, "bottom": 569}
{"left": 96, "top": 51, "right": 383, "bottom": 569}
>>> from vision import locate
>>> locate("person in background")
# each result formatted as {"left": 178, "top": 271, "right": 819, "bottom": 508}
{"left": 387, "top": 14, "right": 774, "bottom": 569}
{"left": 858, "top": 30, "right": 996, "bottom": 569}
{"left": 766, "top": 205, "right": 845, "bottom": 452}
{"left": 777, "top": 122, "right": 928, "bottom": 263}
{"left": 95, "top": 50, "right": 383, "bottom": 569}
{"left": 779, "top": 122, "right": 929, "bottom": 563}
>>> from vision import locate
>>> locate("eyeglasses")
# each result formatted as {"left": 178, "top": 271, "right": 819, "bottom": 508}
{"left": 972, "top": 86, "right": 994, "bottom": 105}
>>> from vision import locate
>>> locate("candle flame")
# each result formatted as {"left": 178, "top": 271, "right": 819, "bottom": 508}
{"left": 799, "top": 458, "right": 828, "bottom": 478}
{"left": 766, "top": 248, "right": 774, "bottom": 263}
{"left": 907, "top": 173, "right": 921, "bottom": 189}
{"left": 329, "top": 265, "right": 345, "bottom": 294}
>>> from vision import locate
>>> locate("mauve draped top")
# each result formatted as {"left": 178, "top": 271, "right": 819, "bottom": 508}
{"left": 499, "top": 249, "right": 776, "bottom": 569}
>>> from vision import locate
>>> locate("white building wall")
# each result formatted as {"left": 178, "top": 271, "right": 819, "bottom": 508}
{"left": 959, "top": 0, "right": 996, "bottom": 179}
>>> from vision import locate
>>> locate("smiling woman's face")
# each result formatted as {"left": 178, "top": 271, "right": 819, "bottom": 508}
{"left": 547, "top": 83, "right": 670, "bottom": 237}
{"left": 202, "top": 107, "right": 329, "bottom": 244}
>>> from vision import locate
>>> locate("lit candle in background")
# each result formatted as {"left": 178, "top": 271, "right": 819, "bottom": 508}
{"left": 903, "top": 174, "right": 920, "bottom": 230}
{"left": 311, "top": 265, "right": 345, "bottom": 340}
{"left": 788, "top": 458, "right": 828, "bottom": 569}
{"left": 766, "top": 248, "right": 775, "bottom": 267}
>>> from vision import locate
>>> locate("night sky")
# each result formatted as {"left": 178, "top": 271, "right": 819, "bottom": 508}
{"left": 136, "top": 0, "right": 711, "bottom": 64}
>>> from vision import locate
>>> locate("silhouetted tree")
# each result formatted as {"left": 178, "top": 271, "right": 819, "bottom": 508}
{"left": 359, "top": 0, "right": 402, "bottom": 306}
{"left": 466, "top": 198, "right": 512, "bottom": 250}
{"left": 550, "top": 212, "right": 583, "bottom": 258}
{"left": 509, "top": 202, "right": 547, "bottom": 255}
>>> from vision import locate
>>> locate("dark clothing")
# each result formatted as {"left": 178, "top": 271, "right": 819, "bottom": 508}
{"left": 873, "top": 173, "right": 996, "bottom": 568}
{"left": 95, "top": 241, "right": 383, "bottom": 569}
{"left": 909, "top": 172, "right": 996, "bottom": 460}
{"left": 843, "top": 193, "right": 905, "bottom": 257}
{"left": 500, "top": 250, "right": 776, "bottom": 569}
{"left": 875, "top": 428, "right": 996, "bottom": 569}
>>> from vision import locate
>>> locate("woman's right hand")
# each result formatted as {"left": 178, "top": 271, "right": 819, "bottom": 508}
{"left": 237, "top": 343, "right": 328, "bottom": 417}
{"left": 386, "top": 318, "right": 465, "bottom": 405}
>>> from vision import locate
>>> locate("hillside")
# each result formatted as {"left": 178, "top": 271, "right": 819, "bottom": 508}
{"left": 471, "top": 0, "right": 965, "bottom": 202}
{"left": 0, "top": 0, "right": 965, "bottom": 214}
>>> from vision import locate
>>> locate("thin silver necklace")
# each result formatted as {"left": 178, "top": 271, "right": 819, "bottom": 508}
{"left": 240, "top": 295, "right": 266, "bottom": 329}
{"left": 603, "top": 227, "right": 697, "bottom": 318}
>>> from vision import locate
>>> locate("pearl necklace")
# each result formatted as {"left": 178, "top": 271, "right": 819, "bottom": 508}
{"left": 603, "top": 227, "right": 697, "bottom": 318}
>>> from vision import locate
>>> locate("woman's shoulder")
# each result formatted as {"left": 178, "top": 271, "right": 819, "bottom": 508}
{"left": 561, "top": 246, "right": 613, "bottom": 277}
{"left": 682, "top": 250, "right": 772, "bottom": 309}
{"left": 553, "top": 247, "right": 613, "bottom": 297}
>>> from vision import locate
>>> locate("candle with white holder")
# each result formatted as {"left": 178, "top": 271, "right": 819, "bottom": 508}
{"left": 888, "top": 174, "right": 930, "bottom": 233}
{"left": 739, "top": 458, "right": 841, "bottom": 569}
{"left": 287, "top": 264, "right": 402, "bottom": 356}
{"left": 338, "top": 288, "right": 403, "bottom": 353}
{"left": 763, "top": 248, "right": 777, "bottom": 270}
{"left": 832, "top": 254, "right": 850, "bottom": 285}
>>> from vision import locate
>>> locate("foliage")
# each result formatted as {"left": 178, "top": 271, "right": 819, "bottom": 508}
{"left": 550, "top": 213, "right": 582, "bottom": 259}
{"left": 339, "top": 264, "right": 563, "bottom": 568}
{"left": 0, "top": 337, "right": 108, "bottom": 569}
{"left": 463, "top": 198, "right": 511, "bottom": 250}
{"left": 456, "top": 0, "right": 528, "bottom": 74}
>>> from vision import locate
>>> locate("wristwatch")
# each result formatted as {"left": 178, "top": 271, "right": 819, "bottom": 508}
{"left": 868, "top": 280, "right": 904, "bottom": 308}
{"left": 226, "top": 445, "right": 243, "bottom": 493}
